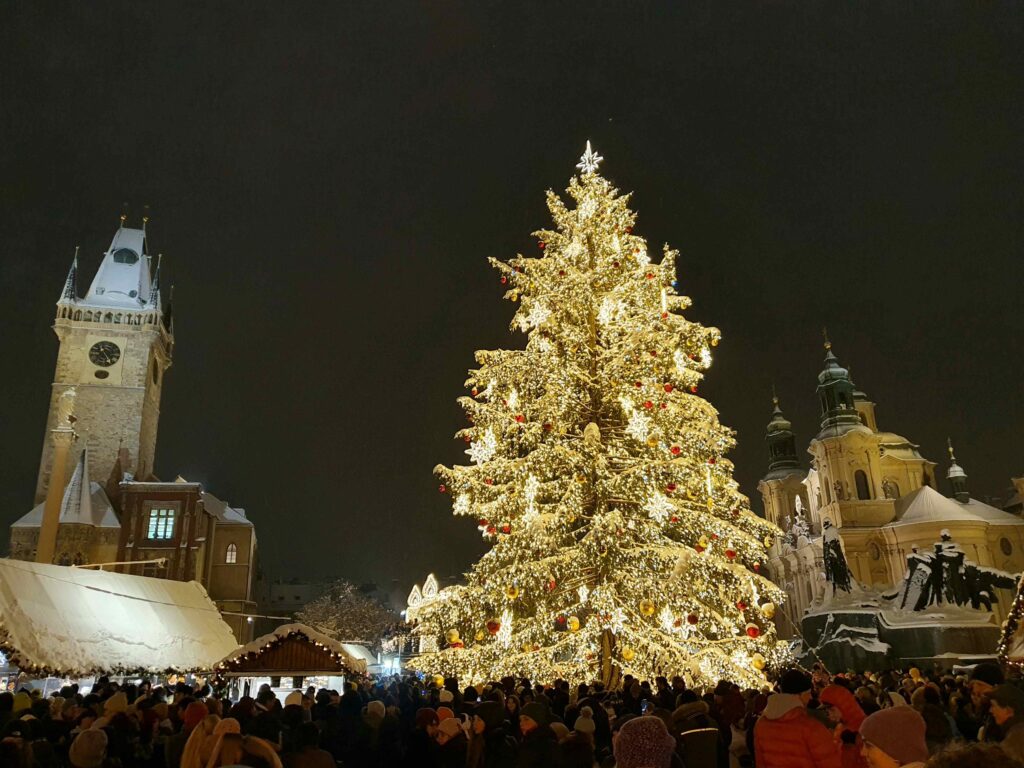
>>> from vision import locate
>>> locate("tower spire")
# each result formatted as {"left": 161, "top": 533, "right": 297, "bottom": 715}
{"left": 947, "top": 437, "right": 969, "bottom": 502}
{"left": 815, "top": 333, "right": 861, "bottom": 437}
{"left": 765, "top": 389, "right": 801, "bottom": 478}
{"left": 61, "top": 247, "right": 80, "bottom": 302}
{"left": 149, "top": 253, "right": 162, "bottom": 306}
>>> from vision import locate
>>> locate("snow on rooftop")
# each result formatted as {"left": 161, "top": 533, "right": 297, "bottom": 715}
{"left": 890, "top": 485, "right": 988, "bottom": 526}
{"left": 81, "top": 227, "right": 153, "bottom": 310}
{"left": 0, "top": 559, "right": 239, "bottom": 676}
{"left": 216, "top": 623, "right": 367, "bottom": 674}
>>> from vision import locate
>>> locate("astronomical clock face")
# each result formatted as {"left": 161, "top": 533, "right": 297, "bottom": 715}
{"left": 88, "top": 340, "right": 121, "bottom": 367}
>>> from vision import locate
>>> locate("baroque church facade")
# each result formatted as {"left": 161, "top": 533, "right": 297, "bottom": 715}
{"left": 760, "top": 341, "right": 1024, "bottom": 638}
{"left": 8, "top": 219, "right": 259, "bottom": 642}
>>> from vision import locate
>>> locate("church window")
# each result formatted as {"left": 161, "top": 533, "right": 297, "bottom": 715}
{"left": 94, "top": 370, "right": 109, "bottom": 380}
{"left": 147, "top": 508, "right": 176, "bottom": 540}
{"left": 225, "top": 543, "right": 237, "bottom": 564}
{"left": 113, "top": 248, "right": 139, "bottom": 265}
{"left": 855, "top": 470, "right": 871, "bottom": 500}
{"left": 869, "top": 541, "right": 882, "bottom": 561}
{"left": 1001, "top": 538, "right": 1013, "bottom": 556}
{"left": 104, "top": 312, "right": 113, "bottom": 323}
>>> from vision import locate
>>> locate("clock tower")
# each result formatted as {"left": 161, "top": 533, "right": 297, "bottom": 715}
{"left": 35, "top": 218, "right": 174, "bottom": 503}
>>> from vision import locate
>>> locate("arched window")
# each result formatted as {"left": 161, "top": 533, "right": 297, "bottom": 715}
{"left": 855, "top": 470, "right": 871, "bottom": 500}
{"left": 225, "top": 543, "right": 237, "bottom": 564}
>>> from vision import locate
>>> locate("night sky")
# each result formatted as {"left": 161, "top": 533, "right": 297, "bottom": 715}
{"left": 2, "top": 4, "right": 1021, "bottom": 592}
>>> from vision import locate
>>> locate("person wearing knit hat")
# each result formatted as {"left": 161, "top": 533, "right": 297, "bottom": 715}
{"left": 284, "top": 690, "right": 303, "bottom": 707}
{"left": 180, "top": 714, "right": 222, "bottom": 768}
{"left": 967, "top": 661, "right": 1005, "bottom": 741}
{"left": 613, "top": 715, "right": 677, "bottom": 768}
{"left": 202, "top": 718, "right": 242, "bottom": 768}
{"left": 859, "top": 706, "right": 928, "bottom": 768}
{"left": 436, "top": 716, "right": 468, "bottom": 766}
{"left": 820, "top": 683, "right": 867, "bottom": 768}
{"left": 69, "top": 728, "right": 108, "bottom": 768}
{"left": 754, "top": 669, "right": 840, "bottom": 768}
{"left": 103, "top": 691, "right": 128, "bottom": 717}
{"left": 416, "top": 707, "right": 440, "bottom": 731}
{"left": 573, "top": 705, "right": 596, "bottom": 741}
{"left": 438, "top": 688, "right": 455, "bottom": 704}
{"left": 405, "top": 707, "right": 440, "bottom": 765}
{"left": 518, "top": 700, "right": 558, "bottom": 766}
{"left": 989, "top": 684, "right": 1024, "bottom": 761}
{"left": 437, "top": 706, "right": 455, "bottom": 722}
{"left": 550, "top": 722, "right": 570, "bottom": 741}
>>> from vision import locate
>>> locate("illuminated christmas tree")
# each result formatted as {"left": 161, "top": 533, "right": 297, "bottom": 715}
{"left": 412, "top": 144, "right": 789, "bottom": 687}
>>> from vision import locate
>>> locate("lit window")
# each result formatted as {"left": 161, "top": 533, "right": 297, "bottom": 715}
{"left": 147, "top": 508, "right": 175, "bottom": 540}
{"left": 225, "top": 543, "right": 237, "bottom": 564}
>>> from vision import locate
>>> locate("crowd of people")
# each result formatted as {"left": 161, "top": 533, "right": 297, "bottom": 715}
{"left": 2, "top": 662, "right": 1024, "bottom": 768}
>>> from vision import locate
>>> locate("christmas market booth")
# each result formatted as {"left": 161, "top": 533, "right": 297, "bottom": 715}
{"left": 213, "top": 623, "right": 367, "bottom": 702}
{"left": 0, "top": 558, "right": 240, "bottom": 684}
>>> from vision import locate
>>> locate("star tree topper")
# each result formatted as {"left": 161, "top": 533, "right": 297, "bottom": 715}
{"left": 576, "top": 140, "right": 603, "bottom": 173}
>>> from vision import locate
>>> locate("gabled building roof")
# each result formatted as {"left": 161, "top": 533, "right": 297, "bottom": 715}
{"left": 888, "top": 485, "right": 1017, "bottom": 527}
{"left": 201, "top": 491, "right": 253, "bottom": 528}
{"left": 12, "top": 450, "right": 120, "bottom": 530}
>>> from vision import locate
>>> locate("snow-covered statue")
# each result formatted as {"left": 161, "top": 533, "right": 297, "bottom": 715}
{"left": 821, "top": 519, "right": 852, "bottom": 594}
{"left": 783, "top": 497, "right": 811, "bottom": 550}
{"left": 893, "top": 531, "right": 1018, "bottom": 612}
{"left": 57, "top": 387, "right": 77, "bottom": 426}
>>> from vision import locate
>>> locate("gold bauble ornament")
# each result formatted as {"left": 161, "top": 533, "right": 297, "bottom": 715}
{"left": 575, "top": 473, "right": 587, "bottom": 484}
{"left": 760, "top": 602, "right": 776, "bottom": 619}
{"left": 506, "top": 585, "right": 520, "bottom": 599}
{"left": 751, "top": 653, "right": 766, "bottom": 671}
{"left": 646, "top": 436, "right": 659, "bottom": 447}
{"left": 687, "top": 489, "right": 696, "bottom": 499}
{"left": 622, "top": 647, "right": 636, "bottom": 662}
{"left": 639, "top": 599, "right": 656, "bottom": 617}
{"left": 474, "top": 629, "right": 485, "bottom": 642}
{"left": 433, "top": 675, "right": 445, "bottom": 688}
{"left": 445, "top": 628, "right": 461, "bottom": 644}
{"left": 698, "top": 535, "right": 709, "bottom": 549}
{"left": 567, "top": 616, "right": 581, "bottom": 632}
{"left": 706, "top": 498, "right": 714, "bottom": 511}
{"left": 522, "top": 641, "right": 532, "bottom": 652}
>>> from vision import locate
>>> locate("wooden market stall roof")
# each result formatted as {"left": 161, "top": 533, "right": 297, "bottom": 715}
{"left": 214, "top": 623, "right": 367, "bottom": 677}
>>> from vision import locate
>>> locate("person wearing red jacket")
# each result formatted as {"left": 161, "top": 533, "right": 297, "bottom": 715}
{"left": 820, "top": 684, "right": 868, "bottom": 768}
{"left": 754, "top": 669, "right": 842, "bottom": 768}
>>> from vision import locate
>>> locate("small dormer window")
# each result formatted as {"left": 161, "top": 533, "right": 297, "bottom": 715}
{"left": 113, "top": 248, "right": 139, "bottom": 265}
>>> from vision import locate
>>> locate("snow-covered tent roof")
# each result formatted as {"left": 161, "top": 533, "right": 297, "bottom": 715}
{"left": 215, "top": 623, "right": 367, "bottom": 676}
{"left": 340, "top": 643, "right": 377, "bottom": 668}
{"left": 889, "top": 486, "right": 988, "bottom": 526}
{"left": 12, "top": 450, "right": 120, "bottom": 530}
{"left": 0, "top": 559, "right": 239, "bottom": 676}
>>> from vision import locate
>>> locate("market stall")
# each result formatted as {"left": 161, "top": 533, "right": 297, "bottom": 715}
{"left": 214, "top": 623, "right": 367, "bottom": 701}
{"left": 0, "top": 558, "right": 240, "bottom": 679}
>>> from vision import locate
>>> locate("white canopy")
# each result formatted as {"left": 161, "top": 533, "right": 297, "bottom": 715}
{"left": 0, "top": 559, "right": 239, "bottom": 676}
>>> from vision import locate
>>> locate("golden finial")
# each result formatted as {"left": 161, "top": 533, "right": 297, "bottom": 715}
{"left": 822, "top": 326, "right": 831, "bottom": 351}
{"left": 142, "top": 204, "right": 150, "bottom": 229}
{"left": 947, "top": 437, "right": 956, "bottom": 461}
{"left": 120, "top": 202, "right": 128, "bottom": 227}
{"left": 771, "top": 383, "right": 779, "bottom": 407}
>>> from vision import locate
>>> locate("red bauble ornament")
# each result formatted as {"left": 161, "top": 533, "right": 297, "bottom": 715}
{"left": 645, "top": 272, "right": 655, "bottom": 280}
{"left": 500, "top": 276, "right": 507, "bottom": 284}
{"left": 543, "top": 423, "right": 553, "bottom": 432}
{"left": 485, "top": 478, "right": 493, "bottom": 485}
{"left": 661, "top": 312, "right": 669, "bottom": 319}
{"left": 670, "top": 516, "right": 679, "bottom": 523}
{"left": 486, "top": 620, "right": 501, "bottom": 635}
{"left": 725, "top": 549, "right": 737, "bottom": 560}
{"left": 660, "top": 402, "right": 667, "bottom": 410}
{"left": 745, "top": 624, "right": 760, "bottom": 639}
{"left": 501, "top": 524, "right": 511, "bottom": 534}
{"left": 753, "top": 563, "right": 761, "bottom": 572}
{"left": 687, "top": 613, "right": 699, "bottom": 625}
{"left": 556, "top": 615, "right": 566, "bottom": 625}
{"left": 613, "top": 260, "right": 621, "bottom": 268}
{"left": 471, "top": 387, "right": 479, "bottom": 396}
{"left": 625, "top": 226, "right": 633, "bottom": 234}
{"left": 463, "top": 435, "right": 471, "bottom": 443}
{"left": 694, "top": 544, "right": 705, "bottom": 553}
{"left": 708, "top": 457, "right": 717, "bottom": 465}
{"left": 438, "top": 484, "right": 447, "bottom": 493}
{"left": 559, "top": 269, "right": 566, "bottom": 276}
{"left": 449, "top": 641, "right": 464, "bottom": 648}
{"left": 690, "top": 385, "right": 698, "bottom": 393}
{"left": 666, "top": 483, "right": 677, "bottom": 492}
{"left": 710, "top": 533, "right": 719, "bottom": 540}
{"left": 643, "top": 400, "right": 654, "bottom": 410}
{"left": 538, "top": 241, "right": 546, "bottom": 249}
{"left": 673, "top": 617, "right": 683, "bottom": 627}
{"left": 736, "top": 600, "right": 747, "bottom": 611}
{"left": 546, "top": 579, "right": 557, "bottom": 592}
{"left": 670, "top": 445, "right": 681, "bottom": 455}
{"left": 634, "top": 381, "right": 643, "bottom": 388}
{"left": 650, "top": 350, "right": 658, "bottom": 357}
{"left": 486, "top": 525, "right": 497, "bottom": 535}
{"left": 478, "top": 519, "right": 488, "bottom": 527}
{"left": 664, "top": 383, "right": 674, "bottom": 393}
{"left": 515, "top": 414, "right": 525, "bottom": 423}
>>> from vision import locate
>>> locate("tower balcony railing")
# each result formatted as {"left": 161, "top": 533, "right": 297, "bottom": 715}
{"left": 55, "top": 304, "right": 162, "bottom": 328}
